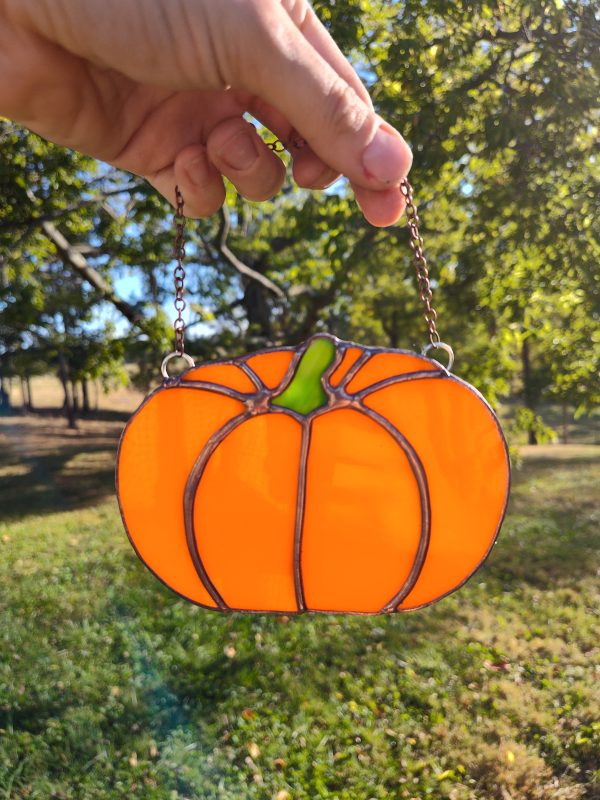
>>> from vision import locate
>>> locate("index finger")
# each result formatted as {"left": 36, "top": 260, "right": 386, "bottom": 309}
{"left": 286, "top": 1, "right": 374, "bottom": 112}
{"left": 242, "top": 8, "right": 412, "bottom": 192}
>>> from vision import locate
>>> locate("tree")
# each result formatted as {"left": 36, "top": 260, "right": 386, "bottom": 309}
{"left": 1, "top": 0, "right": 598, "bottom": 439}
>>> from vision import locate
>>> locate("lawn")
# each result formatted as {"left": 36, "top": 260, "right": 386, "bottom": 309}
{"left": 0, "top": 409, "right": 599, "bottom": 799}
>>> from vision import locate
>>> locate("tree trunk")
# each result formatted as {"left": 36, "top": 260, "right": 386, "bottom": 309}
{"left": 521, "top": 338, "right": 537, "bottom": 445}
{"left": 385, "top": 310, "right": 400, "bottom": 349}
{"left": 57, "top": 352, "right": 77, "bottom": 429}
{"left": 20, "top": 377, "right": 30, "bottom": 412}
{"left": 0, "top": 371, "right": 10, "bottom": 410}
{"left": 243, "top": 282, "right": 272, "bottom": 340}
{"left": 70, "top": 380, "right": 79, "bottom": 414}
{"left": 26, "top": 376, "right": 33, "bottom": 410}
{"left": 562, "top": 401, "right": 569, "bottom": 444}
{"left": 81, "top": 379, "right": 91, "bottom": 414}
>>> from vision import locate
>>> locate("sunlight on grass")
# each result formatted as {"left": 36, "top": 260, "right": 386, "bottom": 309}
{"left": 0, "top": 464, "right": 31, "bottom": 479}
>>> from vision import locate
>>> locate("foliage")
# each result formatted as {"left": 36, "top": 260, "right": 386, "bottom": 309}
{"left": 1, "top": 0, "right": 599, "bottom": 435}
{"left": 510, "top": 406, "right": 557, "bottom": 445}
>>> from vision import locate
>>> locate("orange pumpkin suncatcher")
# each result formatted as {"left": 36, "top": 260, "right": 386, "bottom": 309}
{"left": 116, "top": 334, "right": 510, "bottom": 614}
{"left": 116, "top": 180, "right": 510, "bottom": 614}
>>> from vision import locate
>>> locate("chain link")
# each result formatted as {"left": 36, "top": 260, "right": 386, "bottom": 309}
{"left": 172, "top": 186, "right": 187, "bottom": 356}
{"left": 399, "top": 179, "right": 441, "bottom": 347}
{"left": 266, "top": 135, "right": 306, "bottom": 152}
{"left": 170, "top": 147, "right": 442, "bottom": 354}
{"left": 266, "top": 139, "right": 442, "bottom": 346}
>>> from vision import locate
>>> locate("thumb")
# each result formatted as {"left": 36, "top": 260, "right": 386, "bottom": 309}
{"left": 236, "top": 4, "right": 412, "bottom": 191}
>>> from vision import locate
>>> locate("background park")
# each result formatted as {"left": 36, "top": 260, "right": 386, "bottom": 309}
{"left": 1, "top": 0, "right": 599, "bottom": 798}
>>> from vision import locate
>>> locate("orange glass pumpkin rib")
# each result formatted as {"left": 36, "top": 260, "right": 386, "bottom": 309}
{"left": 182, "top": 363, "right": 256, "bottom": 392}
{"left": 194, "top": 413, "right": 302, "bottom": 611}
{"left": 117, "top": 388, "right": 244, "bottom": 606}
{"left": 364, "top": 375, "right": 509, "bottom": 609}
{"left": 328, "top": 346, "right": 364, "bottom": 387}
{"left": 346, "top": 351, "right": 438, "bottom": 394}
{"left": 301, "top": 408, "right": 423, "bottom": 612}
{"left": 246, "top": 350, "right": 294, "bottom": 388}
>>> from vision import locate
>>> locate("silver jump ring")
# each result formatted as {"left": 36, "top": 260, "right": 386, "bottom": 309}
{"left": 422, "top": 341, "right": 454, "bottom": 372}
{"left": 161, "top": 351, "right": 195, "bottom": 380}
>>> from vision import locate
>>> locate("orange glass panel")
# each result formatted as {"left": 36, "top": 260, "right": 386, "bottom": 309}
{"left": 347, "top": 352, "right": 438, "bottom": 394}
{"left": 246, "top": 350, "right": 294, "bottom": 389}
{"left": 117, "top": 388, "right": 244, "bottom": 606}
{"left": 182, "top": 363, "right": 256, "bottom": 392}
{"left": 328, "top": 346, "right": 365, "bottom": 387}
{"left": 116, "top": 335, "right": 509, "bottom": 615}
{"left": 194, "top": 413, "right": 302, "bottom": 611}
{"left": 301, "top": 408, "right": 423, "bottom": 612}
{"left": 364, "top": 376, "right": 509, "bottom": 610}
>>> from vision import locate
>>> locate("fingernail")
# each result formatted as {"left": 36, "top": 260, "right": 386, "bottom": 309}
{"left": 362, "top": 123, "right": 411, "bottom": 185}
{"left": 218, "top": 130, "right": 259, "bottom": 172}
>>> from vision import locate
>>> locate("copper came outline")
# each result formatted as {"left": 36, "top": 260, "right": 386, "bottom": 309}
{"left": 115, "top": 333, "right": 511, "bottom": 616}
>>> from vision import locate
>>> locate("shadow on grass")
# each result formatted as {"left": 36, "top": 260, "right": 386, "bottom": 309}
{"left": 99, "top": 578, "right": 467, "bottom": 743}
{"left": 0, "top": 405, "right": 132, "bottom": 423}
{"left": 487, "top": 508, "right": 598, "bottom": 589}
{"left": 0, "top": 450, "right": 117, "bottom": 521}
{"left": 484, "top": 448, "right": 599, "bottom": 590}
{"left": 0, "top": 412, "right": 123, "bottom": 521}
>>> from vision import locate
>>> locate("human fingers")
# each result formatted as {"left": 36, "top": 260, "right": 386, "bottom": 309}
{"left": 282, "top": 0, "right": 375, "bottom": 189}
{"left": 352, "top": 183, "right": 407, "bottom": 228}
{"left": 5, "top": 0, "right": 410, "bottom": 219}
{"left": 243, "top": 0, "right": 380, "bottom": 195}
{"left": 246, "top": 97, "right": 341, "bottom": 189}
{"left": 250, "top": 83, "right": 410, "bottom": 222}
{"left": 249, "top": 97, "right": 409, "bottom": 225}
{"left": 148, "top": 145, "right": 225, "bottom": 219}
{"left": 209, "top": 1, "right": 381, "bottom": 198}
{"left": 205, "top": 118, "right": 286, "bottom": 201}
{"left": 237, "top": 2, "right": 413, "bottom": 193}
{"left": 283, "top": 0, "right": 374, "bottom": 111}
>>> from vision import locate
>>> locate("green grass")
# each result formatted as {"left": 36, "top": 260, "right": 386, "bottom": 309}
{"left": 0, "top": 445, "right": 599, "bottom": 799}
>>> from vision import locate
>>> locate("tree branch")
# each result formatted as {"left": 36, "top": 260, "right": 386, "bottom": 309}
{"left": 0, "top": 184, "right": 142, "bottom": 234}
{"left": 289, "top": 225, "right": 379, "bottom": 341}
{"left": 40, "top": 220, "right": 150, "bottom": 332}
{"left": 217, "top": 206, "right": 285, "bottom": 299}
{"left": 458, "top": 51, "right": 506, "bottom": 92}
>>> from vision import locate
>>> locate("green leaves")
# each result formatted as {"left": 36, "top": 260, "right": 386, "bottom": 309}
{"left": 2, "top": 0, "right": 598, "bottom": 433}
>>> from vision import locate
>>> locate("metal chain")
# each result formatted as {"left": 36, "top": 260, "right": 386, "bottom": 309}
{"left": 267, "top": 138, "right": 442, "bottom": 347}
{"left": 172, "top": 186, "right": 187, "bottom": 356}
{"left": 171, "top": 143, "right": 443, "bottom": 357}
{"left": 399, "top": 179, "right": 441, "bottom": 347}
{"left": 266, "top": 135, "right": 306, "bottom": 152}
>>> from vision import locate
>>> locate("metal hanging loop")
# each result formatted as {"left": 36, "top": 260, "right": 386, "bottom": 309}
{"left": 161, "top": 351, "right": 196, "bottom": 380}
{"left": 422, "top": 341, "right": 454, "bottom": 372}
{"left": 266, "top": 134, "right": 306, "bottom": 152}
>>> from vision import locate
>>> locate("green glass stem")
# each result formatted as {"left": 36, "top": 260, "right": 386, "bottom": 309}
{"left": 272, "top": 337, "right": 336, "bottom": 415}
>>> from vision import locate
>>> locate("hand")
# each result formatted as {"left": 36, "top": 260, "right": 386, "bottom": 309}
{"left": 0, "top": 0, "right": 412, "bottom": 226}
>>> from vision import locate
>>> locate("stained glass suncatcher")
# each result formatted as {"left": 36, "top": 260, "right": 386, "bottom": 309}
{"left": 116, "top": 334, "right": 510, "bottom": 614}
